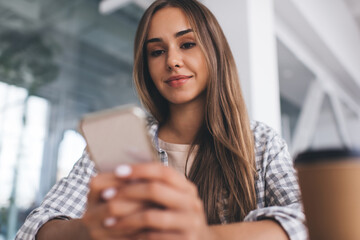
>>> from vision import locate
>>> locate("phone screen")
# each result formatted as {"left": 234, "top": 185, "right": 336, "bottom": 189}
{"left": 79, "top": 105, "right": 156, "bottom": 172}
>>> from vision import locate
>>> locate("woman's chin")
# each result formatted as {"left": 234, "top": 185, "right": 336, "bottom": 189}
{"left": 164, "top": 91, "right": 206, "bottom": 106}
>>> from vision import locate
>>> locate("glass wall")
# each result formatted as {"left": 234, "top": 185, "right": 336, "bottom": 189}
{"left": 277, "top": 38, "right": 360, "bottom": 155}
{"left": 0, "top": 0, "right": 144, "bottom": 238}
{"left": 277, "top": 39, "right": 315, "bottom": 152}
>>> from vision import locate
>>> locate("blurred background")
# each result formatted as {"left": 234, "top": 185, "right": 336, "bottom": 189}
{"left": 0, "top": 0, "right": 359, "bottom": 239}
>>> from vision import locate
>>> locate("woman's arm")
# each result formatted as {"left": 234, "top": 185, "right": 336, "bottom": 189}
{"left": 36, "top": 171, "right": 148, "bottom": 240}
{"left": 246, "top": 121, "right": 308, "bottom": 240}
{"left": 17, "top": 151, "right": 146, "bottom": 240}
{"left": 16, "top": 152, "right": 95, "bottom": 240}
{"left": 36, "top": 219, "right": 90, "bottom": 240}
{"left": 110, "top": 163, "right": 291, "bottom": 240}
{"left": 210, "top": 220, "right": 288, "bottom": 240}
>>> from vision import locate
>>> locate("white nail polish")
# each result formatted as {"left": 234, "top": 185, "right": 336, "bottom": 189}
{"left": 115, "top": 165, "right": 132, "bottom": 177}
{"left": 102, "top": 187, "right": 117, "bottom": 200}
{"left": 104, "top": 217, "right": 116, "bottom": 227}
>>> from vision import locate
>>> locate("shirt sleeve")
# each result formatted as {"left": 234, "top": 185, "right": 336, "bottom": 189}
{"left": 15, "top": 151, "right": 96, "bottom": 240}
{"left": 244, "top": 123, "right": 308, "bottom": 240}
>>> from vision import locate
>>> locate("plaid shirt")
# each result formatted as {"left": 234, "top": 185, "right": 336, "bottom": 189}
{"left": 16, "top": 120, "right": 308, "bottom": 240}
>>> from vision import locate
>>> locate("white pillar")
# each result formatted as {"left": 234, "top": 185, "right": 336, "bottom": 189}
{"left": 204, "top": 0, "right": 281, "bottom": 134}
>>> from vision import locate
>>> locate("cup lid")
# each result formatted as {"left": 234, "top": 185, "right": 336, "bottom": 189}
{"left": 295, "top": 148, "right": 360, "bottom": 165}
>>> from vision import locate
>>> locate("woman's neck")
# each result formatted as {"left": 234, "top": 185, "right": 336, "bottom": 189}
{"left": 159, "top": 97, "right": 205, "bottom": 144}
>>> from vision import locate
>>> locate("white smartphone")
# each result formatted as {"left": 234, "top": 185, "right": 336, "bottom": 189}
{"left": 79, "top": 105, "right": 157, "bottom": 172}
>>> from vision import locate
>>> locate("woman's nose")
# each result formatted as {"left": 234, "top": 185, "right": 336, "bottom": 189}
{"left": 166, "top": 47, "right": 183, "bottom": 70}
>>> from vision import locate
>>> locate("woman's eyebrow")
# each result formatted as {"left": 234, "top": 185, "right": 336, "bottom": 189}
{"left": 146, "top": 29, "right": 194, "bottom": 44}
{"left": 175, "top": 28, "right": 193, "bottom": 38}
{"left": 146, "top": 37, "right": 162, "bottom": 44}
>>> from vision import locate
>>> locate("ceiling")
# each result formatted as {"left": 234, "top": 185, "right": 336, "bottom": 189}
{"left": 276, "top": 0, "right": 360, "bottom": 114}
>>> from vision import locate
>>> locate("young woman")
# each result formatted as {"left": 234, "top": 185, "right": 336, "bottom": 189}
{"left": 17, "top": 0, "right": 307, "bottom": 239}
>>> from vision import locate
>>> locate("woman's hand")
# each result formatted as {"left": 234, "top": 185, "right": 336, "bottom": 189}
{"left": 80, "top": 172, "right": 145, "bottom": 240}
{"left": 106, "top": 163, "right": 216, "bottom": 240}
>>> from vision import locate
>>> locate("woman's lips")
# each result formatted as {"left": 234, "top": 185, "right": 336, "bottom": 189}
{"left": 165, "top": 75, "right": 192, "bottom": 88}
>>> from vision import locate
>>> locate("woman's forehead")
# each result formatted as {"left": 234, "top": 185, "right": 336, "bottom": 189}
{"left": 147, "top": 7, "right": 192, "bottom": 39}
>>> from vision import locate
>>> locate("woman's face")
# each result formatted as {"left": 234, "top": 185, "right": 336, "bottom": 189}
{"left": 146, "top": 7, "right": 209, "bottom": 105}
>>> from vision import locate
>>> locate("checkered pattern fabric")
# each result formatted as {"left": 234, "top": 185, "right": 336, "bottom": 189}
{"left": 16, "top": 120, "right": 308, "bottom": 240}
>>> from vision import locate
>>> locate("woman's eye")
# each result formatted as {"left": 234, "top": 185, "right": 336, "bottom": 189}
{"left": 181, "top": 42, "right": 196, "bottom": 49}
{"left": 150, "top": 50, "right": 165, "bottom": 57}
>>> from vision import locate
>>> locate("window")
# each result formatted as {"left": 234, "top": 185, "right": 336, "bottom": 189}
{"left": 0, "top": 1, "right": 143, "bottom": 238}
{"left": 0, "top": 82, "right": 48, "bottom": 237}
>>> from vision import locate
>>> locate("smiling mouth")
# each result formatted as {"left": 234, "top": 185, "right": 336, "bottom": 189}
{"left": 165, "top": 75, "right": 193, "bottom": 88}
{"left": 165, "top": 75, "right": 193, "bottom": 82}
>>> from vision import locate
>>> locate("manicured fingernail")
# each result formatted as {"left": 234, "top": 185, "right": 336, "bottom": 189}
{"left": 115, "top": 165, "right": 132, "bottom": 177}
{"left": 104, "top": 217, "right": 116, "bottom": 227}
{"left": 102, "top": 187, "right": 117, "bottom": 200}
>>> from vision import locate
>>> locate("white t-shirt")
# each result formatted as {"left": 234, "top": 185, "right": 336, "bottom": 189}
{"left": 158, "top": 138, "right": 195, "bottom": 175}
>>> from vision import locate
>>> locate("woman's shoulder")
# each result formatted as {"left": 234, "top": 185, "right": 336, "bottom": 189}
{"left": 250, "top": 120, "right": 291, "bottom": 171}
{"left": 250, "top": 120, "right": 280, "bottom": 144}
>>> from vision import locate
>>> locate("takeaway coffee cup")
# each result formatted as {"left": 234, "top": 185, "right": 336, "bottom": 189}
{"left": 295, "top": 148, "right": 360, "bottom": 240}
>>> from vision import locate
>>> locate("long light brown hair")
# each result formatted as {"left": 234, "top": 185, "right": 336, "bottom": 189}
{"left": 133, "top": 0, "right": 256, "bottom": 224}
